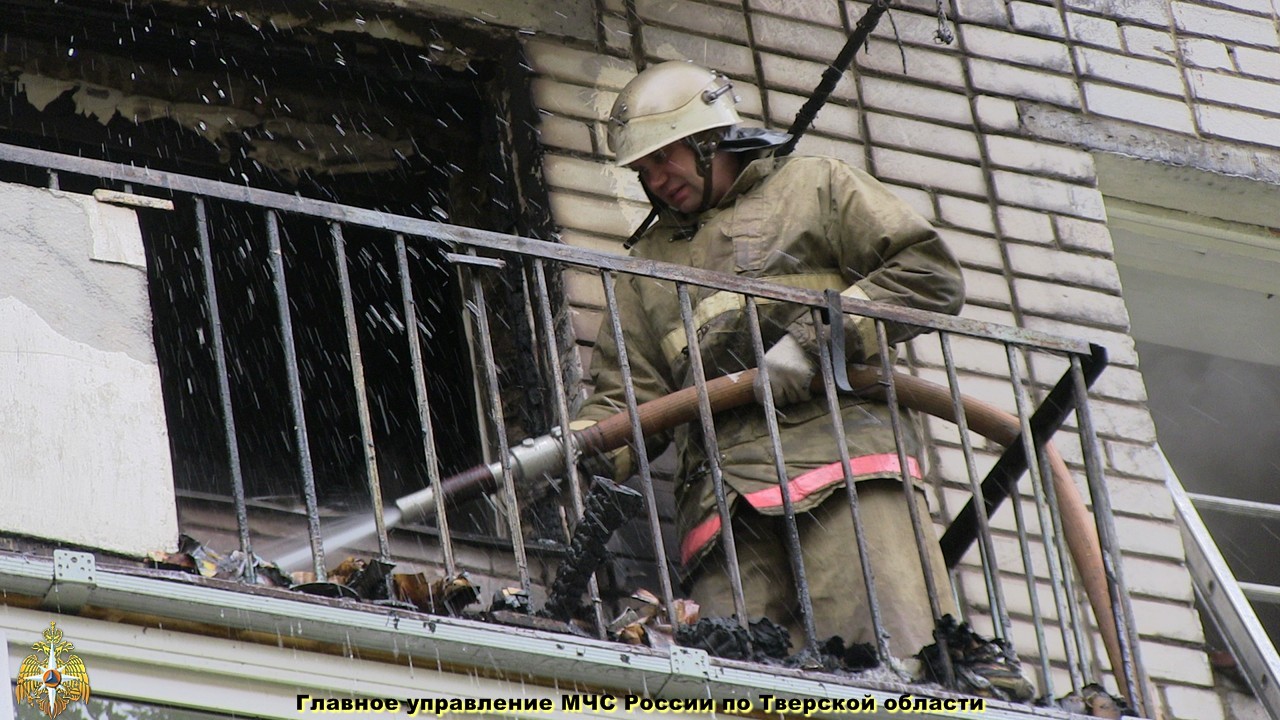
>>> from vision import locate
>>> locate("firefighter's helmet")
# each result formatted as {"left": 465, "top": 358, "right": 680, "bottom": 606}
{"left": 607, "top": 61, "right": 741, "bottom": 166}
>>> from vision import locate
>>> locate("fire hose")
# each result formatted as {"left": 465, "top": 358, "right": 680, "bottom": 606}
{"left": 393, "top": 366, "right": 1132, "bottom": 701}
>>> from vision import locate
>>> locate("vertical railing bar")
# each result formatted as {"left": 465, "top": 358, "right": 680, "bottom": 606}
{"left": 395, "top": 236, "right": 456, "bottom": 576}
{"left": 1070, "top": 353, "right": 1149, "bottom": 714}
{"left": 1004, "top": 473, "right": 1049, "bottom": 688}
{"left": 47, "top": 170, "right": 58, "bottom": 190}
{"left": 874, "top": 320, "right": 953, "bottom": 682}
{"left": 744, "top": 298, "right": 818, "bottom": 653}
{"left": 677, "top": 283, "right": 750, "bottom": 629}
{"left": 599, "top": 271, "right": 679, "bottom": 629}
{"left": 939, "top": 333, "right": 1012, "bottom": 647}
{"left": 812, "top": 310, "right": 890, "bottom": 663}
{"left": 330, "top": 223, "right": 390, "bottom": 560}
{"left": 194, "top": 196, "right": 256, "bottom": 582}
{"left": 534, "top": 260, "right": 605, "bottom": 636}
{"left": 519, "top": 261, "right": 550, "bottom": 412}
{"left": 265, "top": 208, "right": 326, "bottom": 581}
{"left": 466, "top": 250, "right": 531, "bottom": 591}
{"left": 1038, "top": 440, "right": 1094, "bottom": 687}
{"left": 1007, "top": 345, "right": 1082, "bottom": 695}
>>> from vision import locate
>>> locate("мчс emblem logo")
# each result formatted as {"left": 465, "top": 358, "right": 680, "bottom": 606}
{"left": 14, "top": 621, "right": 92, "bottom": 718}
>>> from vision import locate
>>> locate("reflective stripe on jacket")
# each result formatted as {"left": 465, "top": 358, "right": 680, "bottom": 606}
{"left": 679, "top": 453, "right": 923, "bottom": 564}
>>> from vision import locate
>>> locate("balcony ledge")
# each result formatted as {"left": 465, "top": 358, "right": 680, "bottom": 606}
{"left": 0, "top": 548, "right": 1099, "bottom": 719}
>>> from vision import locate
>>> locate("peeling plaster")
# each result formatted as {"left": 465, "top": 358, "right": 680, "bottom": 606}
{"left": 216, "top": 0, "right": 597, "bottom": 43}
{"left": 16, "top": 72, "right": 414, "bottom": 178}
{"left": 0, "top": 181, "right": 155, "bottom": 364}
{"left": 1, "top": 181, "right": 177, "bottom": 557}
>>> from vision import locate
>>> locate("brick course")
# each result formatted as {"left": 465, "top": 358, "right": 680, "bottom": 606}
{"left": 1196, "top": 103, "right": 1280, "bottom": 145}
{"left": 953, "top": 0, "right": 1011, "bottom": 26}
{"left": 1076, "top": 47, "right": 1186, "bottom": 94}
{"left": 634, "top": 0, "right": 747, "bottom": 42}
{"left": 1010, "top": 1, "right": 1067, "bottom": 37}
{"left": 1067, "top": 12, "right": 1124, "bottom": 49}
{"left": 1171, "top": 2, "right": 1279, "bottom": 47}
{"left": 1165, "top": 684, "right": 1228, "bottom": 720}
{"left": 1188, "top": 68, "right": 1280, "bottom": 114}
{"left": 985, "top": 135, "right": 1097, "bottom": 181}
{"left": 751, "top": 13, "right": 846, "bottom": 61}
{"left": 970, "top": 58, "right": 1081, "bottom": 107}
{"left": 992, "top": 170, "right": 1106, "bottom": 219}
{"left": 998, "top": 205, "right": 1056, "bottom": 244}
{"left": 866, "top": 112, "right": 983, "bottom": 161}
{"left": 1082, "top": 82, "right": 1197, "bottom": 134}
{"left": 1013, "top": 276, "right": 1129, "bottom": 327}
{"left": 871, "top": 146, "right": 987, "bottom": 196}
{"left": 1064, "top": 0, "right": 1172, "bottom": 25}
{"left": 1123, "top": 25, "right": 1177, "bottom": 60}
{"left": 1235, "top": 46, "right": 1280, "bottom": 79}
{"left": 860, "top": 76, "right": 975, "bottom": 125}
{"left": 938, "top": 195, "right": 998, "bottom": 234}
{"left": 1180, "top": 38, "right": 1235, "bottom": 70}
{"left": 973, "top": 95, "right": 1022, "bottom": 131}
{"left": 1006, "top": 242, "right": 1123, "bottom": 292}
{"left": 964, "top": 25, "right": 1075, "bottom": 72}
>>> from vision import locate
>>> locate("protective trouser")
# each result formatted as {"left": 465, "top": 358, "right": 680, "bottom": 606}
{"left": 687, "top": 479, "right": 958, "bottom": 658}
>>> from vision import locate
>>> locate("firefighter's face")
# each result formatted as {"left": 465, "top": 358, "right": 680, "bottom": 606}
{"left": 629, "top": 141, "right": 739, "bottom": 214}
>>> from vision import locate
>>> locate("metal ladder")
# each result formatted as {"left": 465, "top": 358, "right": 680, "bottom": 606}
{"left": 1167, "top": 455, "right": 1280, "bottom": 718}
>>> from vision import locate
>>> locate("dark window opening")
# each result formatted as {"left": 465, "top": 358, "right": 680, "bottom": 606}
{"left": 0, "top": 1, "right": 555, "bottom": 536}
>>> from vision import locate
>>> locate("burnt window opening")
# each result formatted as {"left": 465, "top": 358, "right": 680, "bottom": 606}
{"left": 0, "top": 2, "right": 559, "bottom": 538}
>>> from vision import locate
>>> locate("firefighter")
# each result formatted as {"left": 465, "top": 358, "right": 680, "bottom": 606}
{"left": 573, "top": 60, "right": 965, "bottom": 662}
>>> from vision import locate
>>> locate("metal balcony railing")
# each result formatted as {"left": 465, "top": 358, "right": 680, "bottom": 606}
{"left": 0, "top": 141, "right": 1151, "bottom": 715}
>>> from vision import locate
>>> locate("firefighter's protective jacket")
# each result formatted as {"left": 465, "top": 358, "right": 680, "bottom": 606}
{"left": 577, "top": 154, "right": 965, "bottom": 565}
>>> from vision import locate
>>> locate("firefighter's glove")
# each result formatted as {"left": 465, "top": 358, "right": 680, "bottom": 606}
{"left": 754, "top": 334, "right": 816, "bottom": 407}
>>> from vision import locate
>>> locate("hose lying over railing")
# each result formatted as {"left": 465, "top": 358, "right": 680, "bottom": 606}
{"left": 395, "top": 366, "right": 1129, "bottom": 701}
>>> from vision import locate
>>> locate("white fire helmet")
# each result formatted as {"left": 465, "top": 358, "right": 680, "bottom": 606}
{"left": 607, "top": 61, "right": 741, "bottom": 166}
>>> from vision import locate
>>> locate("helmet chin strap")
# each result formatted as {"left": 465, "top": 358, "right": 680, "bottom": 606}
{"left": 685, "top": 134, "right": 719, "bottom": 214}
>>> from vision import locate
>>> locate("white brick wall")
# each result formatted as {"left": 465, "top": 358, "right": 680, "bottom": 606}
{"left": 1083, "top": 82, "right": 1198, "bottom": 133}
{"left": 632, "top": 0, "right": 747, "bottom": 42}
{"left": 1171, "top": 2, "right": 1278, "bottom": 47}
{"left": 867, "top": 112, "right": 983, "bottom": 160}
{"left": 1077, "top": 47, "right": 1186, "bottom": 95}
{"left": 973, "top": 94, "right": 1021, "bottom": 131}
{"left": 997, "top": 205, "right": 1055, "bottom": 244}
{"left": 871, "top": 146, "right": 987, "bottom": 195}
{"left": 1055, "top": 216, "right": 1115, "bottom": 253}
{"left": 1066, "top": 0, "right": 1172, "bottom": 25}
{"left": 963, "top": 25, "right": 1075, "bottom": 72}
{"left": 1166, "top": 684, "right": 1229, "bottom": 720}
{"left": 969, "top": 57, "right": 1082, "bottom": 106}
{"left": 991, "top": 170, "right": 1106, "bottom": 219}
{"left": 517, "top": 1, "right": 1280, "bottom": 716}
{"left": 1181, "top": 38, "right": 1235, "bottom": 70}
{"left": 1067, "top": 12, "right": 1124, "bottom": 49}
{"left": 1006, "top": 243, "right": 1122, "bottom": 291}
{"left": 985, "top": 135, "right": 1097, "bottom": 181}
{"left": 1010, "top": 2, "right": 1067, "bottom": 37}
{"left": 860, "top": 76, "right": 974, "bottom": 125}
{"left": 1123, "top": 25, "right": 1177, "bottom": 59}
{"left": 1234, "top": 46, "right": 1280, "bottom": 78}
{"left": 1189, "top": 68, "right": 1280, "bottom": 113}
